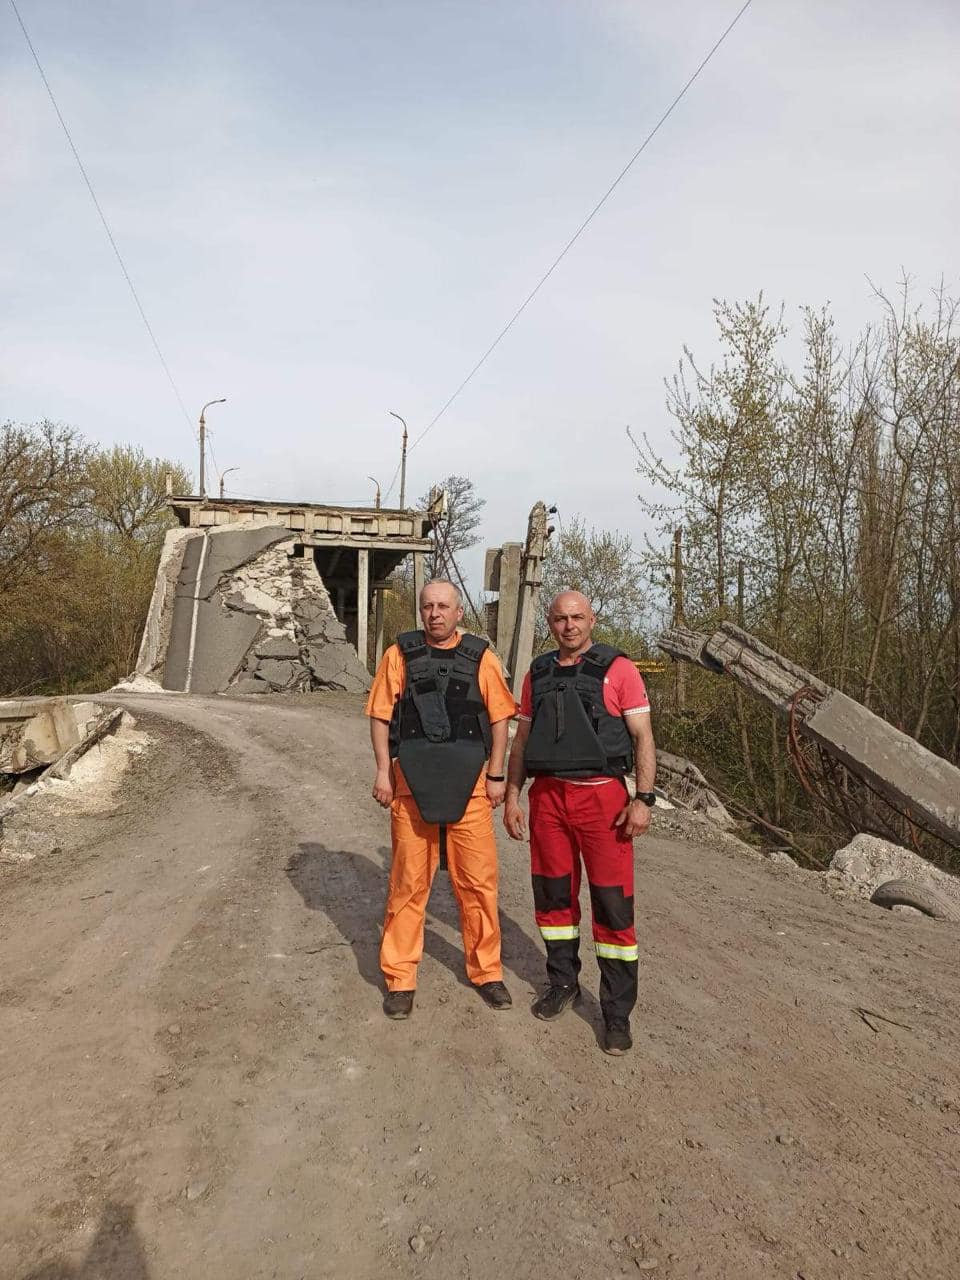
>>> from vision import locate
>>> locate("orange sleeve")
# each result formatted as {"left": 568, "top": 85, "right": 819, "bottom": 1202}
{"left": 364, "top": 645, "right": 405, "bottom": 721}
{"left": 478, "top": 649, "right": 518, "bottom": 723}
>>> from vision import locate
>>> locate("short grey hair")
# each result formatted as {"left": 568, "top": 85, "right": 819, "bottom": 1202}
{"left": 419, "top": 578, "right": 463, "bottom": 606}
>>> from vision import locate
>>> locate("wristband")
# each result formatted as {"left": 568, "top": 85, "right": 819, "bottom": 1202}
{"left": 634, "top": 791, "right": 657, "bottom": 807}
{"left": 486, "top": 774, "right": 506, "bottom": 783}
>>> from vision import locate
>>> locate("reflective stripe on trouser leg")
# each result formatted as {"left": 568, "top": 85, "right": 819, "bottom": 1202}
{"left": 529, "top": 777, "right": 583, "bottom": 988}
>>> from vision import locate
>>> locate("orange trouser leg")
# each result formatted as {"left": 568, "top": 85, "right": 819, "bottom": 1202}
{"left": 380, "top": 794, "right": 502, "bottom": 991}
{"left": 380, "top": 797, "right": 439, "bottom": 991}
{"left": 446, "top": 794, "right": 503, "bottom": 987}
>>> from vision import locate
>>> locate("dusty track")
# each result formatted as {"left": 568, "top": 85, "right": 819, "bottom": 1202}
{"left": 1, "top": 693, "right": 958, "bottom": 1280}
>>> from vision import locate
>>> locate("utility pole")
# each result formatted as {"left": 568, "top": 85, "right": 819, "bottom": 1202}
{"left": 389, "top": 411, "right": 408, "bottom": 508}
{"left": 367, "top": 476, "right": 382, "bottom": 509}
{"left": 673, "top": 527, "right": 686, "bottom": 713}
{"left": 199, "top": 398, "right": 226, "bottom": 497}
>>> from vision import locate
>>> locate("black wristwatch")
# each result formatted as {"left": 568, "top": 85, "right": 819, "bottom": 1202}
{"left": 634, "top": 791, "right": 657, "bottom": 807}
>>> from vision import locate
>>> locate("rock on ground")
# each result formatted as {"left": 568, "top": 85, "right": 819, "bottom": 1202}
{"left": 829, "top": 832, "right": 960, "bottom": 908}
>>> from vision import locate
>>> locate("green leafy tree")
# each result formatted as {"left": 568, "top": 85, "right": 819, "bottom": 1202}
{"left": 538, "top": 517, "right": 650, "bottom": 655}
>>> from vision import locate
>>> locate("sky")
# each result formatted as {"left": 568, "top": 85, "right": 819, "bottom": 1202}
{"left": 2, "top": 0, "right": 959, "bottom": 589}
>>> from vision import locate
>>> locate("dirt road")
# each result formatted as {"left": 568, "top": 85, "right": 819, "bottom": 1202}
{"left": 2, "top": 693, "right": 958, "bottom": 1280}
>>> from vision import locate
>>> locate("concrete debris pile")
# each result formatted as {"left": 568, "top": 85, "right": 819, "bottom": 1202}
{"left": 827, "top": 833, "right": 960, "bottom": 923}
{"left": 658, "top": 621, "right": 960, "bottom": 852}
{"left": 222, "top": 537, "right": 370, "bottom": 695}
{"left": 1, "top": 698, "right": 134, "bottom": 832}
{"left": 1, "top": 699, "right": 144, "bottom": 863}
{"left": 1, "top": 700, "right": 104, "bottom": 777}
{"left": 136, "top": 525, "right": 371, "bottom": 695}
{"left": 655, "top": 751, "right": 735, "bottom": 830}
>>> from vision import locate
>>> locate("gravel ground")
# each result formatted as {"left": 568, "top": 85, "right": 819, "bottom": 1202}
{"left": 1, "top": 691, "right": 958, "bottom": 1280}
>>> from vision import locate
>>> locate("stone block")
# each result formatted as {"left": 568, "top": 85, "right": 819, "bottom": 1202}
{"left": 230, "top": 677, "right": 269, "bottom": 695}
{"left": 255, "top": 659, "right": 298, "bottom": 689}
{"left": 256, "top": 635, "right": 300, "bottom": 660}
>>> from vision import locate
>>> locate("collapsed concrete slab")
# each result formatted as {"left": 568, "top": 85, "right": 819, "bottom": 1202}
{"left": 658, "top": 620, "right": 960, "bottom": 851}
{"left": 134, "top": 523, "right": 371, "bottom": 695}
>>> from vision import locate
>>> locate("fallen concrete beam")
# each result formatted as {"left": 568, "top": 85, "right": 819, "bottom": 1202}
{"left": 804, "top": 691, "right": 960, "bottom": 849}
{"left": 660, "top": 622, "right": 830, "bottom": 713}
{"left": 657, "top": 621, "right": 960, "bottom": 851}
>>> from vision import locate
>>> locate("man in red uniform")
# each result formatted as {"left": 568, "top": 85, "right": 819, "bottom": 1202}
{"left": 504, "top": 591, "right": 656, "bottom": 1055}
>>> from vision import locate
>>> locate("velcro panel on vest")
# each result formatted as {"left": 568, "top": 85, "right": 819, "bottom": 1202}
{"left": 397, "top": 737, "right": 488, "bottom": 825}
{"left": 397, "top": 631, "right": 450, "bottom": 743}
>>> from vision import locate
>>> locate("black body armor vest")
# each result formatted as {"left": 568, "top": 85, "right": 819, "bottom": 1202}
{"left": 523, "top": 644, "right": 634, "bottom": 779}
{"left": 389, "top": 631, "right": 492, "bottom": 824}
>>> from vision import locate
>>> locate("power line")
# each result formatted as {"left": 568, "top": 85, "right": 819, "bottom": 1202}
{"left": 383, "top": 0, "right": 754, "bottom": 499}
{"left": 9, "top": 0, "right": 196, "bottom": 439}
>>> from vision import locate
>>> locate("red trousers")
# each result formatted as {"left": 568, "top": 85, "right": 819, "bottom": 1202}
{"left": 380, "top": 794, "right": 503, "bottom": 991}
{"left": 529, "top": 776, "right": 638, "bottom": 1019}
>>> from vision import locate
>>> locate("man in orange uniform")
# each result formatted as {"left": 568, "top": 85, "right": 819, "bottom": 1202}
{"left": 366, "top": 579, "right": 517, "bottom": 1020}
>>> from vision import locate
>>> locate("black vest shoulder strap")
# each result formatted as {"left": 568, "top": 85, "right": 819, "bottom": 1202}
{"left": 396, "top": 630, "right": 449, "bottom": 742}
{"left": 529, "top": 651, "right": 556, "bottom": 689}
{"left": 451, "top": 633, "right": 489, "bottom": 683}
{"left": 578, "top": 643, "right": 627, "bottom": 682}
{"left": 397, "top": 630, "right": 428, "bottom": 661}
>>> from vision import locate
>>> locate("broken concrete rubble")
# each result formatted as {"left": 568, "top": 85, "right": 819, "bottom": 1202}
{"left": 1, "top": 700, "right": 139, "bottom": 852}
{"left": 830, "top": 833, "right": 960, "bottom": 909}
{"left": 658, "top": 621, "right": 960, "bottom": 852}
{"left": 0, "top": 701, "right": 102, "bottom": 775}
{"left": 655, "top": 751, "right": 735, "bottom": 830}
{"left": 223, "top": 537, "right": 370, "bottom": 694}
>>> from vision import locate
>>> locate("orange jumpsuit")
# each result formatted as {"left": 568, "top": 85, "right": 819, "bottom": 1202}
{"left": 366, "top": 634, "right": 517, "bottom": 992}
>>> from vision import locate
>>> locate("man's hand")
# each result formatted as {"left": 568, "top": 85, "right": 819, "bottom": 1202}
{"left": 503, "top": 798, "right": 527, "bottom": 841}
{"left": 486, "top": 779, "right": 506, "bottom": 810}
{"left": 614, "top": 797, "right": 652, "bottom": 838}
{"left": 372, "top": 768, "right": 394, "bottom": 808}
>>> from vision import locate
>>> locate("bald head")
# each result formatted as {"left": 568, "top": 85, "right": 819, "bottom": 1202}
{"left": 548, "top": 590, "right": 593, "bottom": 620}
{"left": 547, "top": 590, "right": 597, "bottom": 658}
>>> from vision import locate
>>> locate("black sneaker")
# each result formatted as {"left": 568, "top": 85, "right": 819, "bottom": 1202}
{"left": 602, "top": 1018, "right": 632, "bottom": 1055}
{"left": 475, "top": 980, "right": 513, "bottom": 1010}
{"left": 532, "top": 984, "right": 581, "bottom": 1021}
{"left": 383, "top": 990, "right": 415, "bottom": 1020}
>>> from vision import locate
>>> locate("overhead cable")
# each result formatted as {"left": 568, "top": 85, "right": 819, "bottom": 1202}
{"left": 383, "top": 0, "right": 754, "bottom": 500}
{"left": 10, "top": 0, "right": 196, "bottom": 438}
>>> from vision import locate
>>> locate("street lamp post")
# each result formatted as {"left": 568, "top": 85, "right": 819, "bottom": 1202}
{"left": 389, "top": 411, "right": 408, "bottom": 508}
{"left": 198, "top": 398, "right": 226, "bottom": 497}
{"left": 219, "top": 467, "right": 239, "bottom": 499}
{"left": 367, "top": 476, "right": 382, "bottom": 510}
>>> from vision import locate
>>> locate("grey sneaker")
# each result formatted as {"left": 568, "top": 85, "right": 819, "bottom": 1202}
{"left": 532, "top": 984, "right": 581, "bottom": 1021}
{"left": 383, "top": 990, "right": 415, "bottom": 1020}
